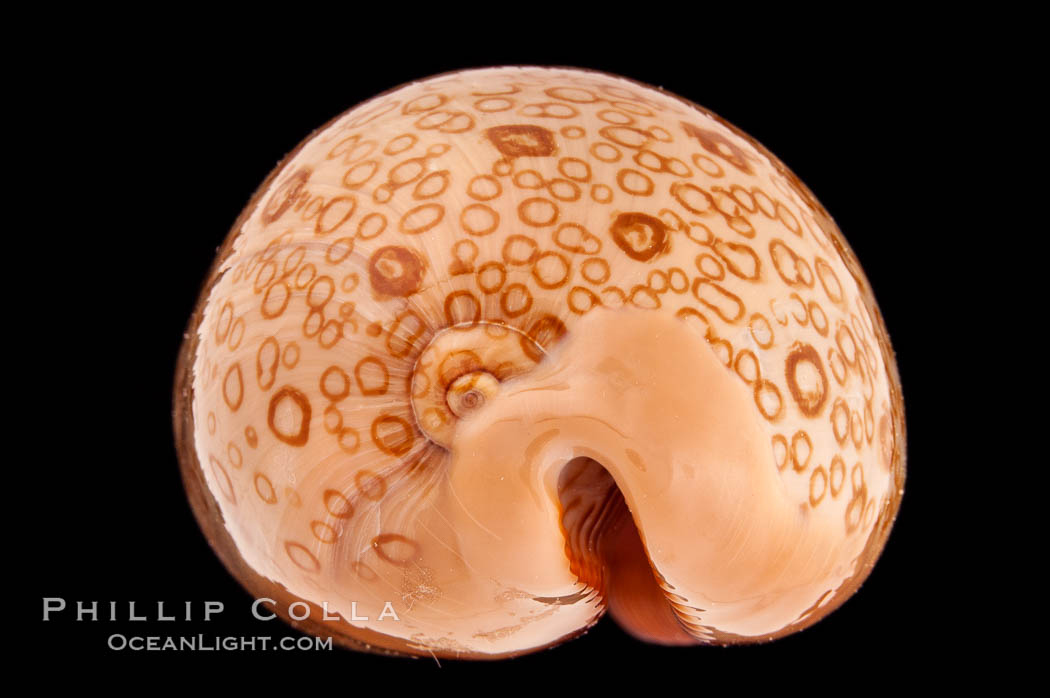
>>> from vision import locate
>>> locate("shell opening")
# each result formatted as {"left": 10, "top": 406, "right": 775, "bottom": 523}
{"left": 556, "top": 456, "right": 698, "bottom": 645}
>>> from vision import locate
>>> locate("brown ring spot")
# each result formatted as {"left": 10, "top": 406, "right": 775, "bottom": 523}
{"left": 323, "top": 489, "right": 354, "bottom": 519}
{"left": 368, "top": 246, "right": 424, "bottom": 297}
{"left": 254, "top": 473, "right": 277, "bottom": 504}
{"left": 609, "top": 212, "right": 667, "bottom": 262}
{"left": 371, "top": 415, "right": 414, "bottom": 456}
{"left": 285, "top": 541, "right": 320, "bottom": 572}
{"left": 485, "top": 124, "right": 557, "bottom": 157}
{"left": 222, "top": 363, "right": 243, "bottom": 411}
{"left": 267, "top": 386, "right": 311, "bottom": 446}
{"left": 785, "top": 344, "right": 829, "bottom": 417}
{"left": 355, "top": 470, "right": 388, "bottom": 501}
{"left": 372, "top": 533, "right": 421, "bottom": 566}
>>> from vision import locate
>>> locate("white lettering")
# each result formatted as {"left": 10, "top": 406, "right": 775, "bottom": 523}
{"left": 252, "top": 598, "right": 277, "bottom": 621}
{"left": 77, "top": 601, "right": 98, "bottom": 621}
{"left": 42, "top": 597, "right": 66, "bottom": 620}
{"left": 204, "top": 601, "right": 224, "bottom": 621}
{"left": 378, "top": 602, "right": 400, "bottom": 621}
{"left": 288, "top": 601, "right": 310, "bottom": 621}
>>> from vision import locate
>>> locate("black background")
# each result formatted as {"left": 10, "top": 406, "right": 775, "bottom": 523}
{"left": 23, "top": 16, "right": 980, "bottom": 687}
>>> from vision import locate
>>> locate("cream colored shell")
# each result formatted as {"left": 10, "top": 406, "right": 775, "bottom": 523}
{"left": 179, "top": 66, "right": 904, "bottom": 658}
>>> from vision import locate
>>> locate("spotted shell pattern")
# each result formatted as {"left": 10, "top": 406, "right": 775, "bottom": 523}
{"left": 182, "top": 67, "right": 904, "bottom": 657}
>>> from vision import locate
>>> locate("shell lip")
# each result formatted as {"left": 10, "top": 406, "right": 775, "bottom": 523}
{"left": 555, "top": 456, "right": 700, "bottom": 646}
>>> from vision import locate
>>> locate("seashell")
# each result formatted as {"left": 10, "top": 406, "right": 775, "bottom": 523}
{"left": 173, "top": 66, "right": 905, "bottom": 658}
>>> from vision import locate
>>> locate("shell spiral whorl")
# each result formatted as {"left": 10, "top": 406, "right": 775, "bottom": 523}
{"left": 175, "top": 66, "right": 905, "bottom": 659}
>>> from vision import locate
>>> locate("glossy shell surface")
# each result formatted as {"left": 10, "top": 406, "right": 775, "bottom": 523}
{"left": 175, "top": 66, "right": 905, "bottom": 659}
